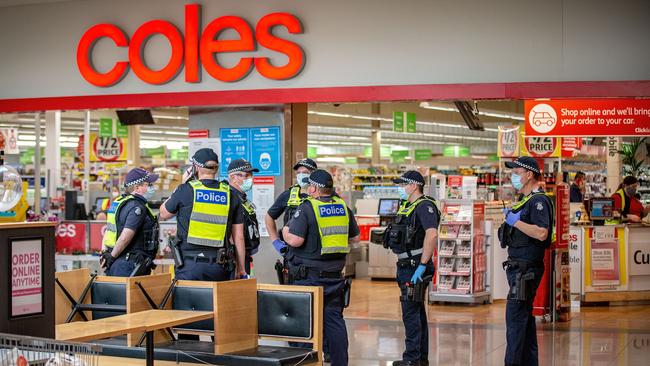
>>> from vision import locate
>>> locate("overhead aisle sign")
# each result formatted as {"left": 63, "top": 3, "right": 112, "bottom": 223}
{"left": 525, "top": 99, "right": 650, "bottom": 137}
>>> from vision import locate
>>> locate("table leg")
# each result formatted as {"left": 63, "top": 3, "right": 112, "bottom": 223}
{"left": 146, "top": 331, "right": 154, "bottom": 366}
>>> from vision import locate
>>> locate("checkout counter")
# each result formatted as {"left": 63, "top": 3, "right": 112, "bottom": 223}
{"left": 569, "top": 198, "right": 650, "bottom": 303}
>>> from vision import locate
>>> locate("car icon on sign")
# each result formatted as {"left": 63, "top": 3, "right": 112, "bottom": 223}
{"left": 532, "top": 112, "right": 555, "bottom": 126}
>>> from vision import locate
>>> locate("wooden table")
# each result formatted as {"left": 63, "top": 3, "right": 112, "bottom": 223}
{"left": 57, "top": 309, "right": 213, "bottom": 366}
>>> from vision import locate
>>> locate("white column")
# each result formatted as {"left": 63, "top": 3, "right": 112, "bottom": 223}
{"left": 34, "top": 113, "right": 41, "bottom": 212}
{"left": 84, "top": 111, "right": 91, "bottom": 212}
{"left": 45, "top": 111, "right": 61, "bottom": 198}
{"left": 606, "top": 136, "right": 622, "bottom": 195}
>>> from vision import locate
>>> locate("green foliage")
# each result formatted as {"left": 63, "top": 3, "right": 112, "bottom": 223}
{"left": 618, "top": 137, "right": 647, "bottom": 176}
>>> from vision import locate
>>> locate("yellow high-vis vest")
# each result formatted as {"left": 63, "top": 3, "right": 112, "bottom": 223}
{"left": 287, "top": 185, "right": 303, "bottom": 207}
{"left": 308, "top": 196, "right": 351, "bottom": 255}
{"left": 187, "top": 180, "right": 231, "bottom": 247}
{"left": 102, "top": 195, "right": 133, "bottom": 248}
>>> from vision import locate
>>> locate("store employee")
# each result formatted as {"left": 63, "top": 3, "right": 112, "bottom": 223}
{"left": 500, "top": 157, "right": 553, "bottom": 366}
{"left": 227, "top": 158, "right": 260, "bottom": 274}
{"left": 384, "top": 170, "right": 438, "bottom": 366}
{"left": 100, "top": 168, "right": 160, "bottom": 277}
{"left": 611, "top": 176, "right": 649, "bottom": 223}
{"left": 265, "top": 158, "right": 318, "bottom": 254}
{"left": 282, "top": 169, "right": 359, "bottom": 366}
{"left": 159, "top": 148, "right": 246, "bottom": 280}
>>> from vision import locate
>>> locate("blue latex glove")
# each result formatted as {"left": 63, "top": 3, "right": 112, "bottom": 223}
{"left": 505, "top": 210, "right": 521, "bottom": 226}
{"left": 240, "top": 274, "right": 250, "bottom": 279}
{"left": 410, "top": 264, "right": 426, "bottom": 284}
{"left": 272, "top": 239, "right": 287, "bottom": 255}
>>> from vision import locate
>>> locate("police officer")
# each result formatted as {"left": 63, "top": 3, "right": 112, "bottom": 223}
{"left": 500, "top": 157, "right": 553, "bottom": 366}
{"left": 227, "top": 158, "right": 260, "bottom": 274}
{"left": 159, "top": 148, "right": 247, "bottom": 280}
{"left": 100, "top": 168, "right": 160, "bottom": 277}
{"left": 265, "top": 158, "right": 318, "bottom": 254}
{"left": 384, "top": 171, "right": 438, "bottom": 366}
{"left": 282, "top": 169, "right": 359, "bottom": 366}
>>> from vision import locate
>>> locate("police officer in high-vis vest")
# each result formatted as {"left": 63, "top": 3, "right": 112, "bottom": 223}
{"left": 499, "top": 157, "right": 554, "bottom": 366}
{"left": 282, "top": 169, "right": 360, "bottom": 366}
{"left": 384, "top": 171, "right": 439, "bottom": 366}
{"left": 227, "top": 158, "right": 260, "bottom": 274}
{"left": 100, "top": 168, "right": 160, "bottom": 277}
{"left": 159, "top": 148, "right": 247, "bottom": 281}
{"left": 265, "top": 158, "right": 318, "bottom": 255}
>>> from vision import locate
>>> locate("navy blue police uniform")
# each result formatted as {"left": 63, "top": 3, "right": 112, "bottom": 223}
{"left": 285, "top": 171, "right": 359, "bottom": 366}
{"left": 234, "top": 189, "right": 259, "bottom": 274}
{"left": 384, "top": 171, "right": 439, "bottom": 366}
{"left": 107, "top": 193, "right": 159, "bottom": 276}
{"left": 164, "top": 180, "right": 244, "bottom": 281}
{"left": 501, "top": 157, "right": 553, "bottom": 366}
{"left": 267, "top": 158, "right": 317, "bottom": 228}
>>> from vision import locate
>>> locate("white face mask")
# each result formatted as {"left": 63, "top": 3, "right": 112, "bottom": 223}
{"left": 144, "top": 185, "right": 155, "bottom": 200}
{"left": 241, "top": 178, "right": 253, "bottom": 192}
{"left": 296, "top": 173, "right": 310, "bottom": 188}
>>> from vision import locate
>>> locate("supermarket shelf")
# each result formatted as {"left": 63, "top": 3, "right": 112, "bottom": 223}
{"left": 439, "top": 271, "right": 471, "bottom": 276}
{"left": 439, "top": 254, "right": 471, "bottom": 258}
{"left": 429, "top": 291, "right": 491, "bottom": 304}
{"left": 352, "top": 174, "right": 400, "bottom": 177}
{"left": 352, "top": 182, "right": 394, "bottom": 186}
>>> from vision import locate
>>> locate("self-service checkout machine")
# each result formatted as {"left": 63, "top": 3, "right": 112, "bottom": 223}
{"left": 367, "top": 198, "right": 401, "bottom": 279}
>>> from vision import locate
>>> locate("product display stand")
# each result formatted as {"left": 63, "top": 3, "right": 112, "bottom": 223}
{"left": 429, "top": 199, "right": 490, "bottom": 304}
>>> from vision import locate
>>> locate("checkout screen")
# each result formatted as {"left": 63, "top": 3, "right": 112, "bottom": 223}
{"left": 591, "top": 199, "right": 613, "bottom": 219}
{"left": 378, "top": 199, "right": 400, "bottom": 216}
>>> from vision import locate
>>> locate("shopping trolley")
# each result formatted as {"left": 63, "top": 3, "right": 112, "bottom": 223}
{"left": 0, "top": 333, "right": 101, "bottom": 366}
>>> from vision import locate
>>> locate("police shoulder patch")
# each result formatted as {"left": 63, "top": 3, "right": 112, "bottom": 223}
{"left": 294, "top": 209, "right": 301, "bottom": 218}
{"left": 428, "top": 206, "right": 434, "bottom": 214}
{"left": 536, "top": 202, "right": 544, "bottom": 211}
{"left": 135, "top": 207, "right": 142, "bottom": 216}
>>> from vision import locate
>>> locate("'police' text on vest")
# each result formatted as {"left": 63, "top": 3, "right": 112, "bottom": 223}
{"left": 318, "top": 204, "right": 346, "bottom": 217}
{"left": 195, "top": 190, "right": 228, "bottom": 205}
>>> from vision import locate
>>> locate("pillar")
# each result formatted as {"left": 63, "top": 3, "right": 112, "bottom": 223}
{"left": 128, "top": 125, "right": 141, "bottom": 166}
{"left": 606, "top": 136, "right": 622, "bottom": 195}
{"left": 44, "top": 111, "right": 61, "bottom": 198}
{"left": 34, "top": 113, "right": 41, "bottom": 212}
{"left": 284, "top": 103, "right": 308, "bottom": 189}
{"left": 371, "top": 103, "right": 381, "bottom": 165}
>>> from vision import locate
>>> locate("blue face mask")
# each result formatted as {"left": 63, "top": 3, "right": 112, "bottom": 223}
{"left": 241, "top": 178, "right": 253, "bottom": 192}
{"left": 511, "top": 174, "right": 523, "bottom": 190}
{"left": 296, "top": 173, "right": 310, "bottom": 188}
{"left": 144, "top": 185, "right": 155, "bottom": 200}
{"left": 397, "top": 186, "right": 409, "bottom": 200}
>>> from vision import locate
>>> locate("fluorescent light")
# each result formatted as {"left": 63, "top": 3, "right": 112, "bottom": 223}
{"left": 152, "top": 115, "right": 188, "bottom": 120}
{"left": 419, "top": 101, "right": 525, "bottom": 121}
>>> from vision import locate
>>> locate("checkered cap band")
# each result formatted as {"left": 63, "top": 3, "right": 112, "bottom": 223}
{"left": 400, "top": 176, "right": 424, "bottom": 186}
{"left": 125, "top": 174, "right": 149, "bottom": 187}
{"left": 308, "top": 178, "right": 326, "bottom": 188}
{"left": 297, "top": 159, "right": 317, "bottom": 170}
{"left": 228, "top": 163, "right": 253, "bottom": 174}
{"left": 190, "top": 157, "right": 205, "bottom": 168}
{"left": 512, "top": 160, "right": 540, "bottom": 174}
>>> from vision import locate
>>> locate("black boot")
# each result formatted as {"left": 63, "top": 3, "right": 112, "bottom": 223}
{"left": 392, "top": 361, "right": 420, "bottom": 366}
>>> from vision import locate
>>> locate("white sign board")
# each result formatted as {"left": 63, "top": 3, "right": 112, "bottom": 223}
{"left": 251, "top": 177, "right": 275, "bottom": 237}
{"left": 11, "top": 239, "right": 43, "bottom": 317}
{"left": 188, "top": 138, "right": 221, "bottom": 161}
{"left": 629, "top": 241, "right": 650, "bottom": 276}
{"left": 569, "top": 227, "right": 583, "bottom": 296}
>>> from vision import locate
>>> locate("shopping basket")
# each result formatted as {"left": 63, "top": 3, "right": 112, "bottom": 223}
{"left": 0, "top": 333, "right": 101, "bottom": 366}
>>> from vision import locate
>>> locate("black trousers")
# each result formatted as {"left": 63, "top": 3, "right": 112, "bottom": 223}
{"left": 505, "top": 267, "right": 544, "bottom": 366}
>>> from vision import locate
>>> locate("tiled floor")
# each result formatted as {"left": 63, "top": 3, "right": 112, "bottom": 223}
{"left": 345, "top": 279, "right": 650, "bottom": 365}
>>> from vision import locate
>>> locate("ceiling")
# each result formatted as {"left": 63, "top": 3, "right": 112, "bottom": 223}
{"left": 0, "top": 100, "right": 524, "bottom": 154}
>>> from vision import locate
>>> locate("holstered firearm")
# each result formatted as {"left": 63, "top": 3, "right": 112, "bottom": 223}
{"left": 275, "top": 258, "right": 289, "bottom": 285}
{"left": 342, "top": 278, "right": 352, "bottom": 308}
{"left": 129, "top": 255, "right": 154, "bottom": 277}
{"left": 170, "top": 236, "right": 184, "bottom": 268}
{"left": 401, "top": 274, "right": 433, "bottom": 302}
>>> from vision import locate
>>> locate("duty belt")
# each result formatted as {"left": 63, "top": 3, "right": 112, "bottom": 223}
{"left": 183, "top": 248, "right": 230, "bottom": 265}
{"left": 290, "top": 266, "right": 343, "bottom": 280}
{"left": 397, "top": 248, "right": 423, "bottom": 260}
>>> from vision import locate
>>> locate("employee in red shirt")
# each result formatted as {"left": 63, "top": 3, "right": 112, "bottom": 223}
{"left": 611, "top": 176, "right": 649, "bottom": 223}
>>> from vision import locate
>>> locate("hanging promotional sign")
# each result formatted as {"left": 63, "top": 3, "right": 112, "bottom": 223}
{"left": 497, "top": 126, "right": 519, "bottom": 158}
{"left": 520, "top": 135, "right": 561, "bottom": 158}
{"left": 0, "top": 128, "right": 19, "bottom": 154}
{"left": 89, "top": 133, "right": 128, "bottom": 162}
{"left": 561, "top": 137, "right": 582, "bottom": 157}
{"left": 525, "top": 99, "right": 650, "bottom": 136}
